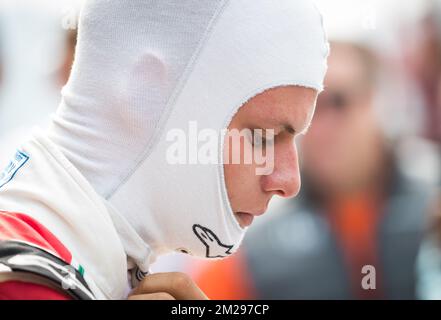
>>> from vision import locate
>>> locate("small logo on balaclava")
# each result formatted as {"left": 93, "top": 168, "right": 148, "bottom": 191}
{"left": 192, "top": 224, "right": 234, "bottom": 258}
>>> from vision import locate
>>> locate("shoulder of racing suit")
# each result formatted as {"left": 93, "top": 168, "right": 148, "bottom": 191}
{"left": 0, "top": 210, "right": 95, "bottom": 300}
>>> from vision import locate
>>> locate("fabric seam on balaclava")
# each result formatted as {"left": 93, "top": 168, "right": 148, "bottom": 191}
{"left": 105, "top": 0, "right": 231, "bottom": 199}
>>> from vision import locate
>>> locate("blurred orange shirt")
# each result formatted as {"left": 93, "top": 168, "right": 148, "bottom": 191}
{"left": 192, "top": 248, "right": 256, "bottom": 300}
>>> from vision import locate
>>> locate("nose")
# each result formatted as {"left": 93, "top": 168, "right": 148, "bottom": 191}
{"left": 261, "top": 142, "right": 301, "bottom": 199}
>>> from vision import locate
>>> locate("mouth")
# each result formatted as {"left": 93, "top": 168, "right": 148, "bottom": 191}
{"left": 234, "top": 212, "right": 255, "bottom": 228}
{"left": 234, "top": 207, "right": 267, "bottom": 227}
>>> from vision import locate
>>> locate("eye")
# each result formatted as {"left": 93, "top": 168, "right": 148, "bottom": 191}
{"left": 251, "top": 129, "right": 274, "bottom": 148}
{"left": 253, "top": 134, "right": 266, "bottom": 148}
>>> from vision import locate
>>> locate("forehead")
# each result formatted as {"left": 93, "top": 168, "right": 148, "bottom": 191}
{"left": 236, "top": 85, "right": 318, "bottom": 130}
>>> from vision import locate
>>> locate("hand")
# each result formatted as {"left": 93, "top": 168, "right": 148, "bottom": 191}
{"left": 128, "top": 272, "right": 209, "bottom": 300}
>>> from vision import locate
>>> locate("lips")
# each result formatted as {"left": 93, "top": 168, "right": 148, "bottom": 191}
{"left": 234, "top": 206, "right": 267, "bottom": 228}
{"left": 235, "top": 212, "right": 254, "bottom": 228}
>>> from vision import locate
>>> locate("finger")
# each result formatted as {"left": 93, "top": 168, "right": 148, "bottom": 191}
{"left": 131, "top": 272, "right": 209, "bottom": 300}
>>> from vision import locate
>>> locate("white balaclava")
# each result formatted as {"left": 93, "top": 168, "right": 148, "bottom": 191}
{"left": 48, "top": 0, "right": 329, "bottom": 267}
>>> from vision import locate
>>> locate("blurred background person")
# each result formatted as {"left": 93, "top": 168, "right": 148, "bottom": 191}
{"left": 411, "top": 0, "right": 441, "bottom": 300}
{"left": 0, "top": 0, "right": 79, "bottom": 168}
{"left": 0, "top": 28, "right": 3, "bottom": 88}
{"left": 188, "top": 41, "right": 437, "bottom": 300}
{"left": 57, "top": 29, "right": 77, "bottom": 87}
{"left": 401, "top": 0, "right": 441, "bottom": 144}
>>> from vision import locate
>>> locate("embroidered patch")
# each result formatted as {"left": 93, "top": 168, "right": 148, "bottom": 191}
{"left": 0, "top": 150, "right": 29, "bottom": 189}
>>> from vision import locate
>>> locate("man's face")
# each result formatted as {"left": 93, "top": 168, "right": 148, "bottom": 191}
{"left": 223, "top": 86, "right": 318, "bottom": 228}
{"left": 301, "top": 44, "right": 383, "bottom": 196}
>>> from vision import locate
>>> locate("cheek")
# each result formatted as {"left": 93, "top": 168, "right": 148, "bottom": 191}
{"left": 223, "top": 127, "right": 254, "bottom": 165}
{"left": 223, "top": 138, "right": 262, "bottom": 208}
{"left": 223, "top": 163, "right": 261, "bottom": 210}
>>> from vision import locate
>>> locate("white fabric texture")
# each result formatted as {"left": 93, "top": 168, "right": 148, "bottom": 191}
{"left": 47, "top": 0, "right": 329, "bottom": 277}
{"left": 0, "top": 131, "right": 129, "bottom": 299}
